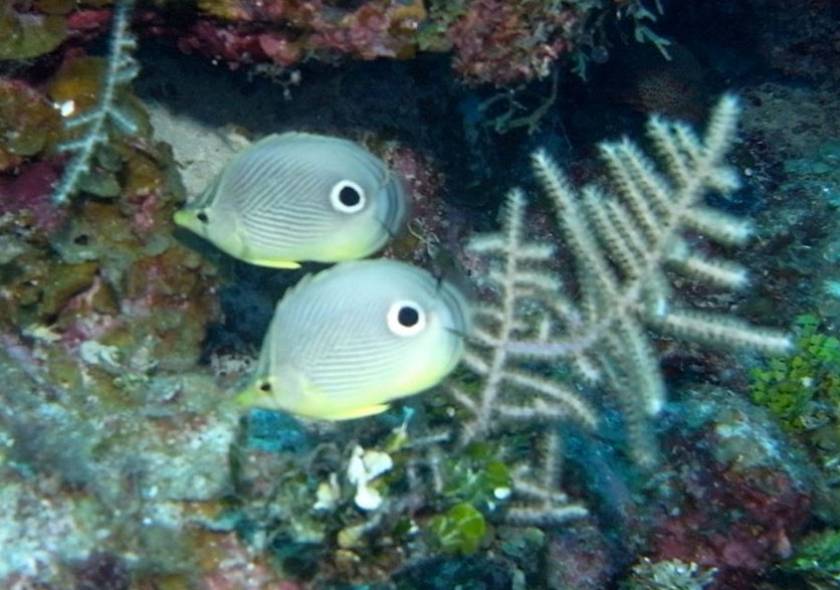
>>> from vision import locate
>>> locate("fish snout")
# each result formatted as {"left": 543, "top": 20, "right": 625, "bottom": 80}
{"left": 174, "top": 208, "right": 207, "bottom": 235}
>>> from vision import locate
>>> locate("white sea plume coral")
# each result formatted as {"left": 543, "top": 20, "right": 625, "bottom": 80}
{"left": 455, "top": 95, "right": 791, "bottom": 467}
{"left": 505, "top": 430, "right": 588, "bottom": 526}
{"left": 52, "top": 0, "right": 139, "bottom": 205}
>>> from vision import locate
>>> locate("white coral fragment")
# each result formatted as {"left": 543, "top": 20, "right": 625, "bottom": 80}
{"left": 346, "top": 445, "right": 393, "bottom": 511}
{"left": 79, "top": 340, "right": 121, "bottom": 369}
{"left": 313, "top": 473, "right": 340, "bottom": 512}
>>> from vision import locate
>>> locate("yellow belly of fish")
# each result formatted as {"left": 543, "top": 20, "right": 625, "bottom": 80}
{"left": 289, "top": 378, "right": 393, "bottom": 421}
{"left": 235, "top": 374, "right": 391, "bottom": 421}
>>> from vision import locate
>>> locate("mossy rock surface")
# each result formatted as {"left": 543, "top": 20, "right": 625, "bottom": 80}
{"left": 0, "top": 9, "right": 67, "bottom": 60}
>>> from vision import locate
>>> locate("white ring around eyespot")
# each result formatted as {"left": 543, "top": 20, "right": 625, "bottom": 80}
{"left": 386, "top": 300, "right": 427, "bottom": 337}
{"left": 329, "top": 179, "right": 366, "bottom": 214}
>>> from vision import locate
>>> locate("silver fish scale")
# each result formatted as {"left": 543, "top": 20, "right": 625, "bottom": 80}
{"left": 228, "top": 153, "right": 324, "bottom": 213}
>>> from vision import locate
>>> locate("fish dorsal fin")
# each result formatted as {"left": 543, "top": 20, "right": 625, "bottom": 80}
{"left": 260, "top": 131, "right": 356, "bottom": 148}
{"left": 271, "top": 270, "right": 320, "bottom": 317}
{"left": 255, "top": 132, "right": 386, "bottom": 185}
{"left": 192, "top": 169, "right": 224, "bottom": 210}
{"left": 271, "top": 262, "right": 371, "bottom": 318}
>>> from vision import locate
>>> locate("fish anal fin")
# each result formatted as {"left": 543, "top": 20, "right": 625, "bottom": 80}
{"left": 248, "top": 258, "right": 302, "bottom": 269}
{"left": 324, "top": 404, "right": 390, "bottom": 421}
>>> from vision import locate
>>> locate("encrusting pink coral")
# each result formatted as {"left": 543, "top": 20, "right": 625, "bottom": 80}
{"left": 450, "top": 0, "right": 582, "bottom": 86}
{"left": 59, "top": 1, "right": 596, "bottom": 85}
{"left": 0, "top": 160, "right": 68, "bottom": 232}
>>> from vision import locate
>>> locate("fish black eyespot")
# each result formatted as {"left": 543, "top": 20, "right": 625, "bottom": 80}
{"left": 330, "top": 180, "right": 366, "bottom": 214}
{"left": 259, "top": 381, "right": 272, "bottom": 392}
{"left": 339, "top": 186, "right": 361, "bottom": 207}
{"left": 387, "top": 300, "right": 426, "bottom": 337}
{"left": 398, "top": 306, "right": 419, "bottom": 327}
{"left": 197, "top": 212, "right": 209, "bottom": 223}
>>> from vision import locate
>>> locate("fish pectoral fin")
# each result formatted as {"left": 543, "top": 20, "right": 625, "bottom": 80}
{"left": 248, "top": 258, "right": 302, "bottom": 269}
{"left": 325, "top": 404, "right": 390, "bottom": 421}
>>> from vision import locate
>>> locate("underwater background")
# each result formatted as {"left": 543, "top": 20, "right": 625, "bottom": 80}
{"left": 1, "top": 1, "right": 840, "bottom": 588}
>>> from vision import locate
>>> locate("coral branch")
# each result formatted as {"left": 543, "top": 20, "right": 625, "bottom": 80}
{"left": 456, "top": 94, "right": 791, "bottom": 468}
{"left": 505, "top": 431, "right": 588, "bottom": 526}
{"left": 52, "top": 0, "right": 138, "bottom": 204}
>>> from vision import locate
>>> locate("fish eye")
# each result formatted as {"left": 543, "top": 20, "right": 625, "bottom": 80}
{"left": 387, "top": 300, "right": 426, "bottom": 337}
{"left": 259, "top": 381, "right": 272, "bottom": 392}
{"left": 330, "top": 180, "right": 366, "bottom": 214}
{"left": 197, "top": 211, "right": 209, "bottom": 224}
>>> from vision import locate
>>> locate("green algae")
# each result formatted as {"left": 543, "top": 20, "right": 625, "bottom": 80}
{"left": 196, "top": 0, "right": 246, "bottom": 20}
{"left": 0, "top": 248, "right": 100, "bottom": 329}
{"left": 47, "top": 55, "right": 141, "bottom": 134}
{"left": 1, "top": 48, "right": 219, "bottom": 375}
{"left": 77, "top": 145, "right": 123, "bottom": 198}
{"left": 0, "top": 79, "right": 61, "bottom": 169}
{"left": 38, "top": 261, "right": 100, "bottom": 319}
{"left": 0, "top": 8, "right": 67, "bottom": 60}
{"left": 781, "top": 528, "right": 840, "bottom": 589}
{"left": 47, "top": 56, "right": 155, "bottom": 200}
{"left": 427, "top": 502, "right": 488, "bottom": 555}
{"left": 119, "top": 139, "right": 168, "bottom": 197}
{"left": 418, "top": 0, "right": 468, "bottom": 52}
{"left": 750, "top": 314, "right": 840, "bottom": 433}
{"left": 439, "top": 441, "right": 512, "bottom": 507}
{"left": 34, "top": 0, "right": 78, "bottom": 14}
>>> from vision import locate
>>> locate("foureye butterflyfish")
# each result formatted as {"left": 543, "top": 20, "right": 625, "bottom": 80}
{"left": 174, "top": 132, "right": 407, "bottom": 268}
{"left": 236, "top": 259, "right": 471, "bottom": 421}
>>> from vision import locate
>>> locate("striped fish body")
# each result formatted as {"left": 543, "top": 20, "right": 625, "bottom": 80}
{"left": 236, "top": 260, "right": 471, "bottom": 420}
{"left": 174, "top": 132, "right": 407, "bottom": 268}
